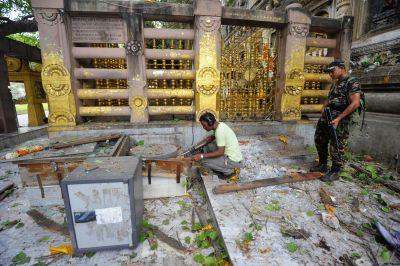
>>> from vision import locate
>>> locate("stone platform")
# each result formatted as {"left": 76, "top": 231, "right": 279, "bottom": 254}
{"left": 0, "top": 126, "right": 47, "bottom": 150}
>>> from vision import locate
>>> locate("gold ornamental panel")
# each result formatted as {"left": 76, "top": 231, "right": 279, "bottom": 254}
{"left": 197, "top": 67, "right": 220, "bottom": 95}
{"left": 41, "top": 52, "right": 76, "bottom": 127}
{"left": 130, "top": 96, "right": 148, "bottom": 110}
{"left": 42, "top": 64, "right": 71, "bottom": 96}
{"left": 219, "top": 27, "right": 278, "bottom": 121}
{"left": 48, "top": 111, "right": 75, "bottom": 126}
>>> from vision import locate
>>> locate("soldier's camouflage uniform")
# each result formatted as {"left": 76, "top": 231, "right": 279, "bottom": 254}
{"left": 314, "top": 76, "right": 361, "bottom": 170}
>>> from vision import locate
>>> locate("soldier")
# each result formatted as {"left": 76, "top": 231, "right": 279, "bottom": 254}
{"left": 310, "top": 59, "right": 362, "bottom": 182}
{"left": 191, "top": 112, "right": 244, "bottom": 179}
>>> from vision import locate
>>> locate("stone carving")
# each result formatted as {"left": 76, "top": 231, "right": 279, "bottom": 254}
{"left": 5, "top": 57, "right": 22, "bottom": 72}
{"left": 289, "top": 23, "right": 309, "bottom": 38}
{"left": 284, "top": 68, "right": 304, "bottom": 95}
{"left": 126, "top": 40, "right": 143, "bottom": 56}
{"left": 130, "top": 96, "right": 148, "bottom": 110}
{"left": 283, "top": 107, "right": 301, "bottom": 118}
{"left": 49, "top": 111, "right": 75, "bottom": 126}
{"left": 352, "top": 38, "right": 400, "bottom": 57}
{"left": 352, "top": 50, "right": 400, "bottom": 71}
{"left": 198, "top": 16, "right": 221, "bottom": 32}
{"left": 284, "top": 86, "right": 303, "bottom": 95}
{"left": 34, "top": 9, "right": 62, "bottom": 26}
{"left": 197, "top": 67, "right": 220, "bottom": 95}
{"left": 288, "top": 68, "right": 304, "bottom": 80}
{"left": 42, "top": 63, "right": 71, "bottom": 96}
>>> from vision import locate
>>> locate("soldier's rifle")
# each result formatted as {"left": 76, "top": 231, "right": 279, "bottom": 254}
{"left": 324, "top": 107, "right": 342, "bottom": 161}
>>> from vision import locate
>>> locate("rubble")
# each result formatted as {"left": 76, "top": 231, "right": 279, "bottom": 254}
{"left": 0, "top": 133, "right": 399, "bottom": 265}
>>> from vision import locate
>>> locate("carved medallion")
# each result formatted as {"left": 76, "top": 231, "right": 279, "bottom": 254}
{"left": 197, "top": 67, "right": 220, "bottom": 95}
{"left": 41, "top": 63, "right": 71, "bottom": 96}
{"left": 289, "top": 23, "right": 309, "bottom": 38}
{"left": 284, "top": 86, "right": 303, "bottom": 95}
{"left": 198, "top": 16, "right": 221, "bottom": 32}
{"left": 126, "top": 40, "right": 143, "bottom": 56}
{"left": 49, "top": 111, "right": 75, "bottom": 126}
{"left": 34, "top": 9, "right": 62, "bottom": 26}
{"left": 283, "top": 107, "right": 301, "bottom": 118}
{"left": 130, "top": 96, "right": 148, "bottom": 110}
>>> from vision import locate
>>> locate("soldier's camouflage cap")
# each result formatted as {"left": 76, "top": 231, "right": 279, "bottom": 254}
{"left": 323, "top": 59, "right": 346, "bottom": 73}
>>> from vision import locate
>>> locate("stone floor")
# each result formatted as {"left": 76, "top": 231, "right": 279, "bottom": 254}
{"left": 203, "top": 135, "right": 400, "bottom": 265}
{"left": 0, "top": 133, "right": 399, "bottom": 265}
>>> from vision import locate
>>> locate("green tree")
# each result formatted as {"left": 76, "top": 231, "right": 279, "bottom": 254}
{"left": 0, "top": 0, "right": 38, "bottom": 47}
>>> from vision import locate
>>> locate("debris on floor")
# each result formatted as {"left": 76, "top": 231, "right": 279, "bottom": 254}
{"left": 0, "top": 134, "right": 399, "bottom": 265}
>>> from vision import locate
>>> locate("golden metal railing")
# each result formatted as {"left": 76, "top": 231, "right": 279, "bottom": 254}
{"left": 145, "top": 36, "right": 194, "bottom": 108}
{"left": 91, "top": 43, "right": 128, "bottom": 107}
{"left": 302, "top": 33, "right": 334, "bottom": 113}
{"left": 220, "top": 27, "right": 277, "bottom": 120}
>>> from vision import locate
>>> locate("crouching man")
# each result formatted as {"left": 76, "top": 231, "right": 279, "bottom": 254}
{"left": 191, "top": 112, "right": 244, "bottom": 179}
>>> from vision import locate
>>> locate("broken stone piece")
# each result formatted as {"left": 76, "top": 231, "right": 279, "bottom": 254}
{"left": 321, "top": 212, "right": 340, "bottom": 230}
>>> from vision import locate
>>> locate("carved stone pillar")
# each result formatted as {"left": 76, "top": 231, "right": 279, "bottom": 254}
{"left": 32, "top": 0, "right": 77, "bottom": 129}
{"left": 24, "top": 77, "right": 46, "bottom": 127}
{"left": 337, "top": 16, "right": 354, "bottom": 70}
{"left": 194, "top": 0, "right": 222, "bottom": 120}
{"left": 124, "top": 13, "right": 148, "bottom": 123}
{"left": 0, "top": 52, "right": 18, "bottom": 133}
{"left": 336, "top": 0, "right": 351, "bottom": 18}
{"left": 276, "top": 5, "right": 310, "bottom": 121}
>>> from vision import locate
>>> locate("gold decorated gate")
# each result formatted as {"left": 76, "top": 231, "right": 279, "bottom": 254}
{"left": 219, "top": 27, "right": 278, "bottom": 120}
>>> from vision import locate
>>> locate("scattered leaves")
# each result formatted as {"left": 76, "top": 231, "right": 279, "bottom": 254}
{"left": 355, "top": 229, "right": 364, "bottom": 238}
{"left": 32, "top": 262, "right": 46, "bottom": 266}
{"left": 184, "top": 236, "right": 191, "bottom": 244}
{"left": 137, "top": 140, "right": 145, "bottom": 146}
{"left": 350, "top": 252, "right": 362, "bottom": 259}
{"left": 258, "top": 247, "right": 271, "bottom": 254}
{"left": 16, "top": 222, "right": 24, "bottom": 229}
{"left": 243, "top": 232, "right": 254, "bottom": 242}
{"left": 287, "top": 242, "right": 298, "bottom": 253}
{"left": 85, "top": 251, "right": 96, "bottom": 258}
{"left": 202, "top": 224, "right": 213, "bottom": 231}
{"left": 162, "top": 219, "right": 170, "bottom": 225}
{"left": 339, "top": 171, "right": 353, "bottom": 181}
{"left": 194, "top": 253, "right": 205, "bottom": 263}
{"left": 249, "top": 223, "right": 262, "bottom": 231}
{"left": 12, "top": 251, "right": 31, "bottom": 265}
{"left": 381, "top": 247, "right": 391, "bottom": 264}
{"left": 265, "top": 204, "right": 281, "bottom": 212}
{"left": 129, "top": 252, "right": 137, "bottom": 259}
{"left": 191, "top": 223, "right": 202, "bottom": 232}
{"left": 278, "top": 135, "right": 288, "bottom": 145}
{"left": 306, "top": 211, "right": 314, "bottom": 217}
{"left": 0, "top": 219, "right": 20, "bottom": 231}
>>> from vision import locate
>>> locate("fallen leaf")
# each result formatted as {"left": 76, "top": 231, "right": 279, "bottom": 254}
{"left": 278, "top": 135, "right": 288, "bottom": 145}
{"left": 258, "top": 247, "right": 271, "bottom": 254}
{"left": 287, "top": 242, "right": 298, "bottom": 253}
{"left": 202, "top": 224, "right": 213, "bottom": 231}
{"left": 12, "top": 251, "right": 31, "bottom": 265}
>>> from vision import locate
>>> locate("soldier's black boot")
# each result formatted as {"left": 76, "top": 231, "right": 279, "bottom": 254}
{"left": 320, "top": 167, "right": 340, "bottom": 182}
{"left": 310, "top": 163, "right": 328, "bottom": 173}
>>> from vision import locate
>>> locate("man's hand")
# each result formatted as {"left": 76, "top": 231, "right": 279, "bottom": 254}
{"left": 192, "top": 154, "right": 202, "bottom": 162}
{"left": 331, "top": 117, "right": 341, "bottom": 128}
